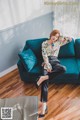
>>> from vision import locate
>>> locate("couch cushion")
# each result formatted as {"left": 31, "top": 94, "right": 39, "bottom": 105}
{"left": 18, "top": 49, "right": 38, "bottom": 72}
{"left": 58, "top": 39, "right": 75, "bottom": 58}
{"left": 75, "top": 38, "right": 80, "bottom": 58}
{"left": 28, "top": 58, "right": 79, "bottom": 83}
{"left": 29, "top": 60, "right": 43, "bottom": 74}
{"left": 26, "top": 38, "right": 48, "bottom": 60}
{"left": 30, "top": 64, "right": 42, "bottom": 74}
{"left": 51, "top": 58, "right": 79, "bottom": 84}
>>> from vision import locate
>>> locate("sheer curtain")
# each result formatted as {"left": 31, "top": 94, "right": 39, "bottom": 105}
{"left": 0, "top": 0, "right": 44, "bottom": 30}
{"left": 53, "top": 0, "right": 80, "bottom": 38}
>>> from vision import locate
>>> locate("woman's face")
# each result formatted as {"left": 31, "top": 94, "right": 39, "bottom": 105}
{"left": 50, "top": 33, "right": 60, "bottom": 42}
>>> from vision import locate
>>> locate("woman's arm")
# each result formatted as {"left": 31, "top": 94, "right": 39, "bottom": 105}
{"left": 59, "top": 36, "right": 72, "bottom": 47}
{"left": 42, "top": 42, "right": 52, "bottom": 70}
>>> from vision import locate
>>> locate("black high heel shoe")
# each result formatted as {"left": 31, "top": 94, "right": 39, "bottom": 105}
{"left": 38, "top": 114, "right": 45, "bottom": 118}
{"left": 38, "top": 106, "right": 48, "bottom": 118}
{"left": 29, "top": 106, "right": 48, "bottom": 117}
{"left": 35, "top": 76, "right": 41, "bottom": 89}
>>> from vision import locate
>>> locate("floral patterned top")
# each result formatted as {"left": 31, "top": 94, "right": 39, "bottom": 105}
{"left": 41, "top": 36, "right": 72, "bottom": 70}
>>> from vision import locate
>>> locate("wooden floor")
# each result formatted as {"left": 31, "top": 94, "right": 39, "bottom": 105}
{"left": 0, "top": 69, "right": 80, "bottom": 120}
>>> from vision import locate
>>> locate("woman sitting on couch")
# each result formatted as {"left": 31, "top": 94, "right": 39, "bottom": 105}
{"left": 35, "top": 29, "right": 72, "bottom": 119}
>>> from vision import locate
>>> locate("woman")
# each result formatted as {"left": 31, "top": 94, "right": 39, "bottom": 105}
{"left": 35, "top": 29, "right": 72, "bottom": 119}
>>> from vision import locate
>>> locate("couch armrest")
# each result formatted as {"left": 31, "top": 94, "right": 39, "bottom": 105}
{"left": 17, "top": 59, "right": 28, "bottom": 72}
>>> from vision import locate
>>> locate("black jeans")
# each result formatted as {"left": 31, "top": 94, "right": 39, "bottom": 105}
{"left": 40, "top": 56, "right": 66, "bottom": 102}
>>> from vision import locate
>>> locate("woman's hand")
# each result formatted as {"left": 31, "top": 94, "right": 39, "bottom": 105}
{"left": 68, "top": 37, "right": 72, "bottom": 42}
{"left": 42, "top": 62, "right": 53, "bottom": 72}
{"left": 46, "top": 62, "right": 52, "bottom": 72}
{"left": 47, "top": 68, "right": 52, "bottom": 72}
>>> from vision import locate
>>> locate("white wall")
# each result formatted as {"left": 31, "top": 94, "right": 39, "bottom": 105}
{"left": 0, "top": 0, "right": 53, "bottom": 31}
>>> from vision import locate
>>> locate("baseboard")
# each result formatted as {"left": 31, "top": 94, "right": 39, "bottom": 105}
{"left": 0, "top": 64, "right": 17, "bottom": 78}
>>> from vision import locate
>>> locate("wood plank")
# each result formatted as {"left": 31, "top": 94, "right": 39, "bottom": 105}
{"left": 0, "top": 69, "right": 80, "bottom": 120}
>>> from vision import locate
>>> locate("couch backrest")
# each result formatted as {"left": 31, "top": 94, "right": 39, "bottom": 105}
{"left": 58, "top": 38, "right": 75, "bottom": 58}
{"left": 75, "top": 38, "right": 80, "bottom": 58}
{"left": 23, "top": 38, "right": 75, "bottom": 60}
{"left": 23, "top": 38, "right": 48, "bottom": 60}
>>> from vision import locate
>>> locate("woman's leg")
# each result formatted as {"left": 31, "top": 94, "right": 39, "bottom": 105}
{"left": 39, "top": 63, "right": 66, "bottom": 116}
{"left": 40, "top": 64, "right": 66, "bottom": 102}
{"left": 40, "top": 68, "right": 49, "bottom": 116}
{"left": 37, "top": 63, "right": 66, "bottom": 85}
{"left": 40, "top": 80, "right": 49, "bottom": 102}
{"left": 37, "top": 75, "right": 49, "bottom": 86}
{"left": 48, "top": 63, "right": 66, "bottom": 80}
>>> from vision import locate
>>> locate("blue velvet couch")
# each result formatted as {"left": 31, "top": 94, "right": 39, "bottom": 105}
{"left": 17, "top": 38, "right": 80, "bottom": 84}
